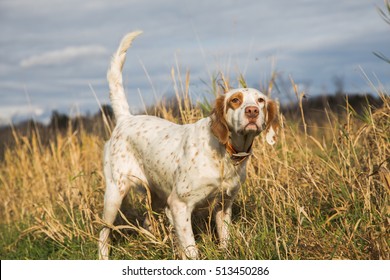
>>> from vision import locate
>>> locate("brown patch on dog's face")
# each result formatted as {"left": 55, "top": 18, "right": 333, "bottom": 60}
{"left": 226, "top": 92, "right": 243, "bottom": 112}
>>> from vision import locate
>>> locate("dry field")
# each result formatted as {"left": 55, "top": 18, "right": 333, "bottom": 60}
{"left": 0, "top": 75, "right": 389, "bottom": 260}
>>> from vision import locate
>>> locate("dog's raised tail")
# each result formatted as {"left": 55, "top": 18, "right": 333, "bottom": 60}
{"left": 107, "top": 31, "right": 143, "bottom": 120}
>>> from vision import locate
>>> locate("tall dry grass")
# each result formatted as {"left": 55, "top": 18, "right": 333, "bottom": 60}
{"left": 0, "top": 73, "right": 389, "bottom": 259}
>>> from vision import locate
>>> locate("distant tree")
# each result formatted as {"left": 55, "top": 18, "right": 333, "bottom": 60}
{"left": 374, "top": 0, "right": 390, "bottom": 63}
{"left": 49, "top": 110, "right": 69, "bottom": 130}
{"left": 101, "top": 104, "right": 114, "bottom": 119}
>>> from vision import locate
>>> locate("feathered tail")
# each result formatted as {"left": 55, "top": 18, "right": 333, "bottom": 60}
{"left": 107, "top": 31, "right": 143, "bottom": 120}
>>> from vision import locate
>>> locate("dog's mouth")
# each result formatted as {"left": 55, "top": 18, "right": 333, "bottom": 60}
{"left": 245, "top": 123, "right": 259, "bottom": 131}
{"left": 235, "top": 118, "right": 266, "bottom": 135}
{"left": 238, "top": 122, "right": 263, "bottom": 135}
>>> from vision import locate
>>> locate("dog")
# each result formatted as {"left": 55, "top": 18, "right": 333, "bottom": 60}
{"left": 98, "top": 31, "right": 279, "bottom": 259}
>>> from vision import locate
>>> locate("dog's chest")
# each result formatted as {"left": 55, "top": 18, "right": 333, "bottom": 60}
{"left": 175, "top": 156, "right": 246, "bottom": 206}
{"left": 214, "top": 158, "right": 246, "bottom": 198}
{"left": 220, "top": 163, "right": 245, "bottom": 196}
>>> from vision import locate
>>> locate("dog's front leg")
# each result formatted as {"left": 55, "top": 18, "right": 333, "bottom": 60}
{"left": 167, "top": 194, "right": 198, "bottom": 259}
{"left": 215, "top": 197, "right": 234, "bottom": 250}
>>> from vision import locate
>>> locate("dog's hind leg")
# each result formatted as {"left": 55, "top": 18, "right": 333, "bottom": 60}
{"left": 98, "top": 144, "right": 124, "bottom": 260}
{"left": 99, "top": 181, "right": 122, "bottom": 259}
{"left": 99, "top": 141, "right": 149, "bottom": 259}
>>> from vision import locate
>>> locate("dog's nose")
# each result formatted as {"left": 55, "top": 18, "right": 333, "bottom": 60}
{"left": 245, "top": 106, "right": 259, "bottom": 118}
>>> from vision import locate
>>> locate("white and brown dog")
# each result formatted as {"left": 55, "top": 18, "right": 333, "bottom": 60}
{"left": 99, "top": 31, "right": 279, "bottom": 259}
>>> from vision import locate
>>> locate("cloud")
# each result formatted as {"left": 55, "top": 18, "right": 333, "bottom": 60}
{"left": 0, "top": 104, "right": 46, "bottom": 126}
{"left": 1, "top": 0, "right": 388, "bottom": 125}
{"left": 20, "top": 45, "right": 108, "bottom": 68}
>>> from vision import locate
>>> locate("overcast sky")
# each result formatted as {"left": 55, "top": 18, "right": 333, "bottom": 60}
{"left": 0, "top": 0, "right": 389, "bottom": 125}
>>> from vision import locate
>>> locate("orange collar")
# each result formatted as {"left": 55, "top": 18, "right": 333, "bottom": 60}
{"left": 225, "top": 141, "right": 253, "bottom": 166}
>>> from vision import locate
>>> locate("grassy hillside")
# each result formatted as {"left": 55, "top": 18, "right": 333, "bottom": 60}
{"left": 0, "top": 78, "right": 389, "bottom": 260}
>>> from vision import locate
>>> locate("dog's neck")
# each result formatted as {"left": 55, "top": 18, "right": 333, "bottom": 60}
{"left": 228, "top": 131, "right": 256, "bottom": 153}
{"left": 223, "top": 132, "right": 256, "bottom": 165}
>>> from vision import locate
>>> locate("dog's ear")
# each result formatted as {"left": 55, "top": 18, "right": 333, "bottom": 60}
{"left": 265, "top": 100, "right": 279, "bottom": 145}
{"left": 210, "top": 95, "right": 229, "bottom": 144}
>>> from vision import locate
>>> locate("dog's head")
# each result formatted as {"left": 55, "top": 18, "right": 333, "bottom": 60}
{"left": 210, "top": 88, "right": 279, "bottom": 145}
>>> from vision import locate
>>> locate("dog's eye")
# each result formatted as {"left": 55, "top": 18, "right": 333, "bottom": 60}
{"left": 231, "top": 98, "right": 240, "bottom": 104}
{"left": 258, "top": 98, "right": 265, "bottom": 103}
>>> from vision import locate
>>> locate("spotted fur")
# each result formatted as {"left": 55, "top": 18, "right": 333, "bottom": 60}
{"left": 98, "top": 31, "right": 279, "bottom": 260}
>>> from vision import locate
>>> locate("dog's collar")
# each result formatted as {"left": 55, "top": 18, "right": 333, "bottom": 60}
{"left": 225, "top": 141, "right": 253, "bottom": 166}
